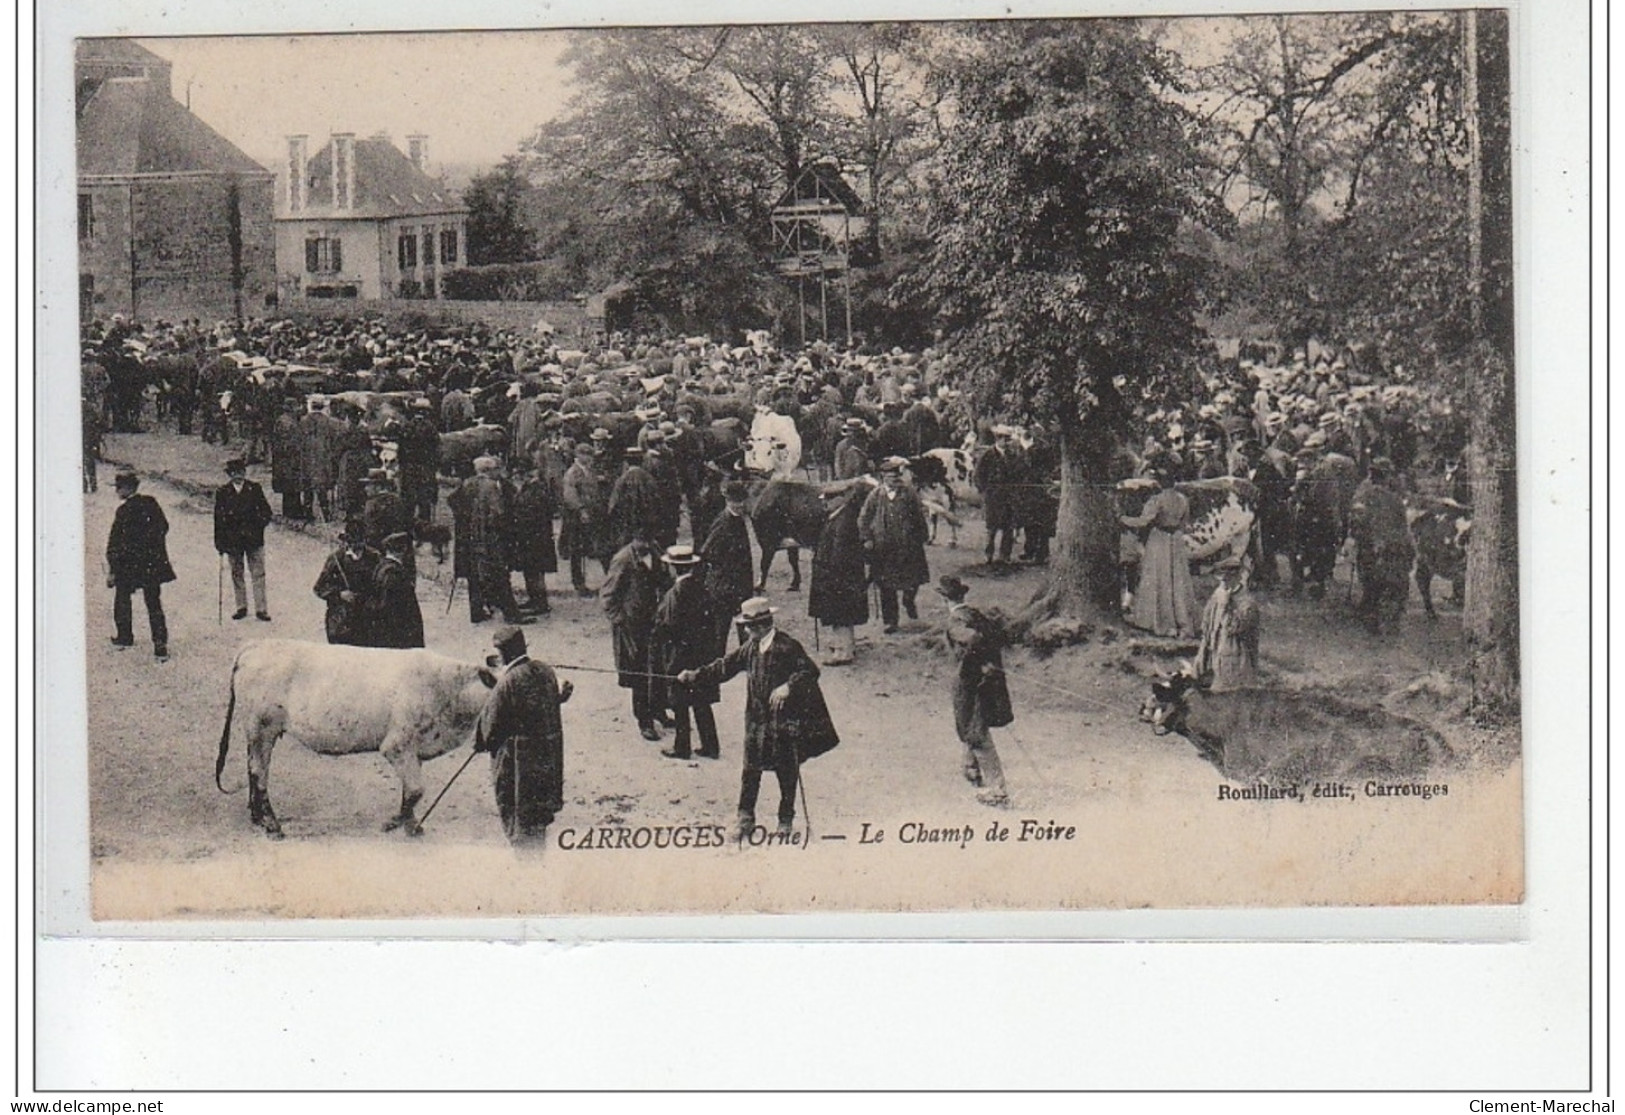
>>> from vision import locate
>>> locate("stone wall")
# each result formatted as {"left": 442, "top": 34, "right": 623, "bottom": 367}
{"left": 280, "top": 296, "right": 592, "bottom": 337}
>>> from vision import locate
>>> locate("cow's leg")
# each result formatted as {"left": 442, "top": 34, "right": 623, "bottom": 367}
{"left": 1414, "top": 558, "right": 1438, "bottom": 620}
{"left": 379, "top": 731, "right": 426, "bottom": 836}
{"left": 245, "top": 711, "right": 285, "bottom": 839}
{"left": 785, "top": 545, "right": 802, "bottom": 592}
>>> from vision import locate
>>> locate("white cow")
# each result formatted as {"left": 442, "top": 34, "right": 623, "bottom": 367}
{"left": 747, "top": 408, "right": 802, "bottom": 477}
{"left": 215, "top": 641, "right": 498, "bottom": 838}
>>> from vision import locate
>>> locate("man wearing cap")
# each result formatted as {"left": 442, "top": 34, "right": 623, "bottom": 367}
{"left": 448, "top": 456, "right": 524, "bottom": 625}
{"left": 601, "top": 536, "right": 669, "bottom": 741}
{"left": 106, "top": 471, "right": 175, "bottom": 661}
{"left": 833, "top": 417, "right": 871, "bottom": 481}
{"left": 396, "top": 397, "right": 442, "bottom": 525}
{"left": 298, "top": 397, "right": 339, "bottom": 523}
{"left": 312, "top": 521, "right": 378, "bottom": 645}
{"left": 270, "top": 396, "right": 308, "bottom": 520}
{"left": 976, "top": 427, "right": 1026, "bottom": 567}
{"left": 214, "top": 457, "right": 274, "bottom": 622}
{"left": 651, "top": 546, "right": 721, "bottom": 760}
{"left": 473, "top": 626, "right": 572, "bottom": 846}
{"left": 699, "top": 480, "right": 757, "bottom": 653}
{"left": 608, "top": 443, "right": 661, "bottom": 552}
{"left": 363, "top": 531, "right": 425, "bottom": 649}
{"left": 859, "top": 458, "right": 930, "bottom": 633}
{"left": 679, "top": 597, "right": 839, "bottom": 841}
{"left": 1348, "top": 457, "right": 1414, "bottom": 634}
{"left": 936, "top": 575, "right": 1011, "bottom": 806}
{"left": 509, "top": 459, "right": 558, "bottom": 616}
{"left": 560, "top": 440, "right": 610, "bottom": 595}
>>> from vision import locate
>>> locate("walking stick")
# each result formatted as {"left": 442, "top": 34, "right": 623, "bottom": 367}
{"left": 417, "top": 745, "right": 481, "bottom": 828}
{"left": 217, "top": 553, "right": 224, "bottom": 625}
{"left": 445, "top": 573, "right": 459, "bottom": 616}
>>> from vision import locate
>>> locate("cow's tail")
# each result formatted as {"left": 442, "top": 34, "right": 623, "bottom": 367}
{"left": 215, "top": 650, "right": 244, "bottom": 794}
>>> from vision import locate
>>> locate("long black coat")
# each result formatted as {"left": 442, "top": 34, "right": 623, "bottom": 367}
{"left": 364, "top": 553, "right": 424, "bottom": 649}
{"left": 692, "top": 629, "right": 838, "bottom": 771}
{"left": 808, "top": 485, "right": 870, "bottom": 627}
{"left": 474, "top": 657, "right": 566, "bottom": 841}
{"left": 213, "top": 479, "right": 272, "bottom": 554}
{"left": 510, "top": 477, "right": 559, "bottom": 574}
{"left": 106, "top": 493, "right": 176, "bottom": 589}
{"left": 858, "top": 484, "right": 930, "bottom": 591}
{"left": 608, "top": 464, "right": 661, "bottom": 549}
{"left": 946, "top": 603, "right": 1015, "bottom": 737}
{"left": 700, "top": 509, "right": 755, "bottom": 620}
{"left": 312, "top": 545, "right": 378, "bottom": 645}
{"left": 601, "top": 541, "right": 668, "bottom": 689}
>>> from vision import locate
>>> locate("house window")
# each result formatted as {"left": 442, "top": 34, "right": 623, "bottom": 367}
{"left": 422, "top": 229, "right": 435, "bottom": 267}
{"left": 439, "top": 228, "right": 458, "bottom": 264}
{"left": 304, "top": 236, "right": 343, "bottom": 274}
{"left": 78, "top": 193, "right": 94, "bottom": 241}
{"left": 398, "top": 230, "right": 418, "bottom": 271}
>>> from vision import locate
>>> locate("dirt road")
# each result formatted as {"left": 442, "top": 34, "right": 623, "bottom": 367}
{"left": 80, "top": 440, "right": 1521, "bottom": 919}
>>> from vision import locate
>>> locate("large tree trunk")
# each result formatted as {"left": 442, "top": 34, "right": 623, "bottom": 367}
{"left": 1462, "top": 11, "right": 1518, "bottom": 720}
{"left": 1027, "top": 406, "right": 1119, "bottom": 622}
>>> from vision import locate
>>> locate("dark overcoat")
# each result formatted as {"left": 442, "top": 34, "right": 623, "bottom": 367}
{"left": 692, "top": 630, "right": 839, "bottom": 771}
{"left": 448, "top": 473, "right": 511, "bottom": 581}
{"left": 475, "top": 657, "right": 566, "bottom": 842}
{"left": 510, "top": 477, "right": 559, "bottom": 574}
{"left": 807, "top": 485, "right": 870, "bottom": 627}
{"left": 312, "top": 545, "right": 378, "bottom": 645}
{"left": 946, "top": 603, "right": 1015, "bottom": 737}
{"left": 558, "top": 460, "right": 609, "bottom": 561}
{"left": 651, "top": 571, "right": 721, "bottom": 705}
{"left": 270, "top": 413, "right": 306, "bottom": 493}
{"left": 608, "top": 464, "right": 661, "bottom": 550}
{"left": 601, "top": 541, "right": 668, "bottom": 689}
{"left": 699, "top": 509, "right": 755, "bottom": 620}
{"left": 363, "top": 553, "right": 425, "bottom": 649}
{"left": 213, "top": 480, "right": 273, "bottom": 554}
{"left": 106, "top": 493, "right": 176, "bottom": 589}
{"left": 858, "top": 484, "right": 930, "bottom": 591}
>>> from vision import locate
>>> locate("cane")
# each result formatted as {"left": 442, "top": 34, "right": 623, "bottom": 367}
{"left": 217, "top": 553, "right": 224, "bottom": 625}
{"left": 417, "top": 745, "right": 481, "bottom": 828}
{"left": 445, "top": 574, "right": 459, "bottom": 616}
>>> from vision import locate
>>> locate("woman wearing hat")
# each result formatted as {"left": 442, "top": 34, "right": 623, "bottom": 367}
{"left": 651, "top": 546, "right": 721, "bottom": 760}
{"left": 679, "top": 597, "right": 839, "bottom": 841}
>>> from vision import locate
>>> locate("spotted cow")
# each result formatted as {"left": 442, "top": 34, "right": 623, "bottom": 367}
{"left": 1118, "top": 476, "right": 1260, "bottom": 567}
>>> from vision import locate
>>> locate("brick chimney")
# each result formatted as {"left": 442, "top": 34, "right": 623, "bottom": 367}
{"left": 332, "top": 132, "right": 356, "bottom": 210}
{"left": 407, "top": 134, "right": 428, "bottom": 173}
{"left": 286, "top": 135, "right": 308, "bottom": 213}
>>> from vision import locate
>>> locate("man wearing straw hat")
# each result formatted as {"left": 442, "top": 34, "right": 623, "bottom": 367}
{"left": 679, "top": 597, "right": 838, "bottom": 841}
{"left": 473, "top": 625, "right": 572, "bottom": 846}
{"left": 651, "top": 545, "right": 721, "bottom": 761}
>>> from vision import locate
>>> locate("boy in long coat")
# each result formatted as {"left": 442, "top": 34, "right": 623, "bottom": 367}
{"left": 937, "top": 575, "right": 1011, "bottom": 806}
{"left": 474, "top": 626, "right": 572, "bottom": 846}
{"left": 858, "top": 459, "right": 930, "bottom": 633}
{"left": 651, "top": 546, "right": 721, "bottom": 760}
{"left": 807, "top": 477, "right": 872, "bottom": 665}
{"left": 681, "top": 597, "right": 839, "bottom": 841}
{"left": 601, "top": 537, "right": 669, "bottom": 740}
{"left": 105, "top": 470, "right": 175, "bottom": 660}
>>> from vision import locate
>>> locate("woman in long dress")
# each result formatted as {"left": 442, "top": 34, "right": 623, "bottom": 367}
{"left": 1120, "top": 470, "right": 1199, "bottom": 638}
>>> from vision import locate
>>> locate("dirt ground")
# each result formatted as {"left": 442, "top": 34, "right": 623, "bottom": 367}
{"left": 78, "top": 434, "right": 1522, "bottom": 919}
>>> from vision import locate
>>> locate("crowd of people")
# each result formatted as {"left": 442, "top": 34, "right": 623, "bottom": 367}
{"left": 85, "top": 311, "right": 1467, "bottom": 840}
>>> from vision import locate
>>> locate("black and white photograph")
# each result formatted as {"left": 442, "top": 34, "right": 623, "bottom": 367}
{"left": 58, "top": 9, "right": 1538, "bottom": 921}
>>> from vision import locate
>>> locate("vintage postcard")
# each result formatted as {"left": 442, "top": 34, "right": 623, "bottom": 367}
{"left": 56, "top": 8, "right": 1535, "bottom": 924}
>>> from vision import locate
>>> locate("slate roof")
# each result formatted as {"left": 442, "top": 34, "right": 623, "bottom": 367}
{"left": 77, "top": 76, "right": 270, "bottom": 178}
{"left": 290, "top": 137, "right": 467, "bottom": 220}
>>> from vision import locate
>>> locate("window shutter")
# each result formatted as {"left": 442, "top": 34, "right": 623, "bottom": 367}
{"left": 331, "top": 239, "right": 342, "bottom": 273}
{"left": 306, "top": 240, "right": 319, "bottom": 273}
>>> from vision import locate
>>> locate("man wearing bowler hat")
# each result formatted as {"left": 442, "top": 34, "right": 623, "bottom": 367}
{"left": 936, "top": 575, "right": 1011, "bottom": 806}
{"left": 214, "top": 457, "right": 273, "bottom": 622}
{"left": 680, "top": 596, "right": 839, "bottom": 841}
{"left": 474, "top": 625, "right": 572, "bottom": 846}
{"left": 106, "top": 470, "right": 175, "bottom": 661}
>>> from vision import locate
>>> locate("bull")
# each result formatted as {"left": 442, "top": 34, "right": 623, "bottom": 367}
{"left": 1408, "top": 497, "right": 1471, "bottom": 618}
{"left": 1139, "top": 669, "right": 1450, "bottom": 781}
{"left": 749, "top": 478, "right": 828, "bottom": 592}
{"left": 215, "top": 641, "right": 498, "bottom": 838}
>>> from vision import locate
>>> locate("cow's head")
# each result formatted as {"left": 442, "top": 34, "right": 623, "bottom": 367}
{"left": 1138, "top": 664, "right": 1202, "bottom": 736}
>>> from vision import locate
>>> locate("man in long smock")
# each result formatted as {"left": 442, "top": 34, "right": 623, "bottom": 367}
{"left": 474, "top": 625, "right": 572, "bottom": 846}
